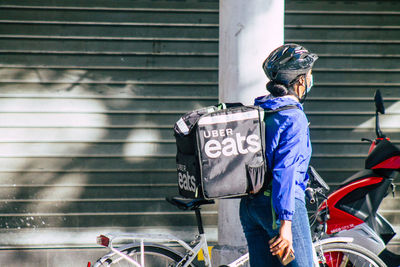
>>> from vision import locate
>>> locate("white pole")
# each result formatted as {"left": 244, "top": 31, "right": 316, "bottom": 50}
{"left": 213, "top": 0, "right": 284, "bottom": 265}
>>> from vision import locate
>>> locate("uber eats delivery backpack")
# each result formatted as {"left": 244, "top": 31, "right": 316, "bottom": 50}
{"left": 173, "top": 103, "right": 298, "bottom": 199}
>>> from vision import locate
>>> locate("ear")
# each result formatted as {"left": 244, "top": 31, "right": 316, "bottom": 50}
{"left": 299, "top": 75, "right": 306, "bottom": 86}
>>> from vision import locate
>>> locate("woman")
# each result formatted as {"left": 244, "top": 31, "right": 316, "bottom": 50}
{"left": 240, "top": 44, "right": 318, "bottom": 266}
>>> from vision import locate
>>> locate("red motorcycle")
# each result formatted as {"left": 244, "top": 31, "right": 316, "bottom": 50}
{"left": 308, "top": 90, "right": 400, "bottom": 267}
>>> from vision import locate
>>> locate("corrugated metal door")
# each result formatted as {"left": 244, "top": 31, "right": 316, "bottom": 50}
{"left": 286, "top": 0, "right": 400, "bottom": 251}
{"left": 0, "top": 0, "right": 219, "bottom": 248}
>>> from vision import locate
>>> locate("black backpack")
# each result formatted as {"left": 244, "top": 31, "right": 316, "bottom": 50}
{"left": 174, "top": 103, "right": 298, "bottom": 199}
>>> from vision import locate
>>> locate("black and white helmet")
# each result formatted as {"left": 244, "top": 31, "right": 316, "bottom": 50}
{"left": 263, "top": 43, "right": 318, "bottom": 86}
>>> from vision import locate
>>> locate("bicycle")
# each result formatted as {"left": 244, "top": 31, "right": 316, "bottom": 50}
{"left": 88, "top": 194, "right": 386, "bottom": 266}
{"left": 88, "top": 90, "right": 396, "bottom": 266}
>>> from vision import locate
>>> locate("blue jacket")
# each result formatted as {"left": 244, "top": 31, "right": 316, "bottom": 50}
{"left": 254, "top": 95, "right": 312, "bottom": 221}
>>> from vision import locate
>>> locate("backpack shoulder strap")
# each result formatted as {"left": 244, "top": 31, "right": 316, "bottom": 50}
{"left": 263, "top": 105, "right": 299, "bottom": 120}
{"left": 264, "top": 104, "right": 299, "bottom": 114}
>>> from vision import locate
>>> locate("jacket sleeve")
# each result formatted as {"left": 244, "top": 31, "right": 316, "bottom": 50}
{"left": 271, "top": 114, "right": 308, "bottom": 221}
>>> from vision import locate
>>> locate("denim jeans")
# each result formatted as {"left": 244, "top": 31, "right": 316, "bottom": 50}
{"left": 239, "top": 193, "right": 313, "bottom": 267}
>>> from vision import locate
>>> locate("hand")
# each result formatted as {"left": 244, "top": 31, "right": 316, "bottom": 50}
{"left": 269, "top": 220, "right": 294, "bottom": 262}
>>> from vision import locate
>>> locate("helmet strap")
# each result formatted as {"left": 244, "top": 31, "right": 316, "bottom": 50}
{"left": 299, "top": 87, "right": 308, "bottom": 103}
{"left": 299, "top": 75, "right": 309, "bottom": 103}
{"left": 288, "top": 88, "right": 301, "bottom": 102}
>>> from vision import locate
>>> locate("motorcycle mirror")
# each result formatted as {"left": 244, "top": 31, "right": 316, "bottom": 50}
{"left": 374, "top": 90, "right": 385, "bottom": 114}
{"left": 308, "top": 166, "right": 330, "bottom": 192}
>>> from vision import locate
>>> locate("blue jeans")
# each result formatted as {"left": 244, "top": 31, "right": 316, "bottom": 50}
{"left": 239, "top": 193, "right": 313, "bottom": 267}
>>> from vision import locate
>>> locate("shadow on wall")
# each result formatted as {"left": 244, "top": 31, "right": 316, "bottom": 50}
{"left": 354, "top": 101, "right": 400, "bottom": 131}
{"left": 0, "top": 67, "right": 215, "bottom": 246}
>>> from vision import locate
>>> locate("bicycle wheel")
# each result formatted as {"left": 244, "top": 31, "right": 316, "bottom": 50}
{"left": 316, "top": 242, "right": 386, "bottom": 267}
{"left": 93, "top": 244, "right": 196, "bottom": 267}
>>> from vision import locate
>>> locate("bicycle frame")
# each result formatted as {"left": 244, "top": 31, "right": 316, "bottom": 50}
{"left": 181, "top": 233, "right": 212, "bottom": 267}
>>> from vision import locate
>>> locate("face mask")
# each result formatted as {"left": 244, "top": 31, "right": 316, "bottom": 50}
{"left": 299, "top": 74, "right": 313, "bottom": 104}
{"left": 306, "top": 74, "right": 314, "bottom": 93}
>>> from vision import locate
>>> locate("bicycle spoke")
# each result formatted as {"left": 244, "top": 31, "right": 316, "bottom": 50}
{"left": 320, "top": 244, "right": 384, "bottom": 267}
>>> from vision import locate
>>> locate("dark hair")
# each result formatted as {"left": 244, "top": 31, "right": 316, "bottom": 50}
{"left": 266, "top": 75, "right": 304, "bottom": 97}
{"left": 266, "top": 80, "right": 288, "bottom": 97}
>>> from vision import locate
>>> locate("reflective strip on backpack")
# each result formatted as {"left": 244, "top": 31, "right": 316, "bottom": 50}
{"left": 198, "top": 109, "right": 259, "bottom": 126}
{"left": 176, "top": 118, "right": 190, "bottom": 135}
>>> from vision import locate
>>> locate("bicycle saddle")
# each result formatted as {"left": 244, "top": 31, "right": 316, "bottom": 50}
{"left": 166, "top": 196, "right": 215, "bottom": 211}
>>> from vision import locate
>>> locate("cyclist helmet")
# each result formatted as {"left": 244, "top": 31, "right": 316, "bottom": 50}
{"left": 263, "top": 43, "right": 318, "bottom": 86}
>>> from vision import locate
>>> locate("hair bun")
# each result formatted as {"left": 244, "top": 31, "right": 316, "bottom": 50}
{"left": 266, "top": 80, "right": 288, "bottom": 97}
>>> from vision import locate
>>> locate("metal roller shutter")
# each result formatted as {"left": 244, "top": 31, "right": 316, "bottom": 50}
{"left": 286, "top": 0, "right": 400, "bottom": 252}
{"left": 0, "top": 0, "right": 399, "bottom": 263}
{"left": 0, "top": 0, "right": 219, "bottom": 252}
